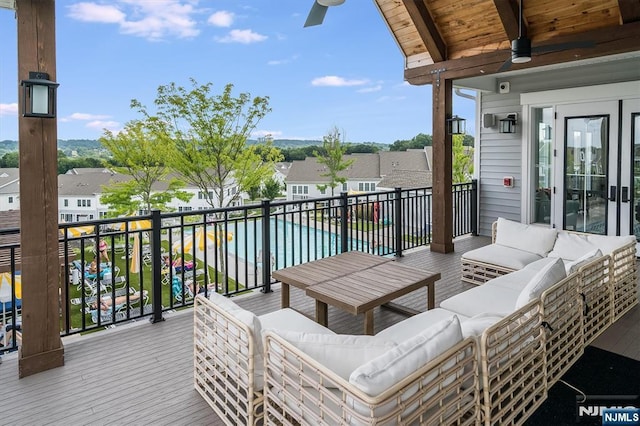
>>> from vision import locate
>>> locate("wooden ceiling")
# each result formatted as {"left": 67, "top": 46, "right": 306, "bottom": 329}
{"left": 374, "top": 0, "right": 640, "bottom": 84}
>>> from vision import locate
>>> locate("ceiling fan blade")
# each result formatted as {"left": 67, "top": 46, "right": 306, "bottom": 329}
{"left": 304, "top": 1, "right": 328, "bottom": 27}
{"left": 531, "top": 40, "right": 595, "bottom": 54}
{"left": 498, "top": 57, "right": 513, "bottom": 72}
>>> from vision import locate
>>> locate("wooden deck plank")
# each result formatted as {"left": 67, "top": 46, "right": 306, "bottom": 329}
{"left": 0, "top": 234, "right": 637, "bottom": 425}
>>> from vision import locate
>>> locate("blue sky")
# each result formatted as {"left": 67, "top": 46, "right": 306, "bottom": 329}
{"left": 0, "top": 1, "right": 476, "bottom": 144}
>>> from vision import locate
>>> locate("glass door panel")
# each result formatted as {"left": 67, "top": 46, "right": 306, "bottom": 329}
{"left": 633, "top": 114, "right": 640, "bottom": 240}
{"left": 532, "top": 107, "right": 553, "bottom": 224}
{"left": 564, "top": 116, "right": 608, "bottom": 234}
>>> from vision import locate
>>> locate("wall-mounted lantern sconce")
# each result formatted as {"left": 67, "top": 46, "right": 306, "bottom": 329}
{"left": 499, "top": 113, "right": 518, "bottom": 134}
{"left": 447, "top": 115, "right": 466, "bottom": 135}
{"left": 21, "top": 72, "right": 59, "bottom": 118}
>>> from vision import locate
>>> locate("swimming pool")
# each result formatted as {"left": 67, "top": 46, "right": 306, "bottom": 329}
{"left": 223, "top": 218, "right": 375, "bottom": 269}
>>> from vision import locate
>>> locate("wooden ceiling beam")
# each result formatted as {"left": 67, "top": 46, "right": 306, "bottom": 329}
{"left": 617, "top": 0, "right": 640, "bottom": 23}
{"left": 493, "top": 0, "right": 521, "bottom": 40}
{"left": 405, "top": 21, "right": 640, "bottom": 84}
{"left": 402, "top": 0, "right": 446, "bottom": 62}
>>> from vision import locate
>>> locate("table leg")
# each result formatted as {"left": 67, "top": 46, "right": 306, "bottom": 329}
{"left": 316, "top": 301, "right": 328, "bottom": 327}
{"left": 427, "top": 282, "right": 435, "bottom": 310}
{"left": 364, "top": 310, "right": 374, "bottom": 335}
{"left": 281, "top": 283, "right": 290, "bottom": 309}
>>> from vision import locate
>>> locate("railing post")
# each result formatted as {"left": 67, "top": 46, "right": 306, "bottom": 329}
{"left": 471, "top": 179, "right": 478, "bottom": 236}
{"left": 150, "top": 209, "right": 164, "bottom": 323}
{"left": 261, "top": 199, "right": 272, "bottom": 293}
{"left": 394, "top": 187, "right": 403, "bottom": 257}
{"left": 340, "top": 192, "right": 349, "bottom": 254}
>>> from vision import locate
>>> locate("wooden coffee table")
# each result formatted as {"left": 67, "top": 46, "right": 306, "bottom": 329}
{"left": 271, "top": 251, "right": 392, "bottom": 309}
{"left": 272, "top": 251, "right": 440, "bottom": 335}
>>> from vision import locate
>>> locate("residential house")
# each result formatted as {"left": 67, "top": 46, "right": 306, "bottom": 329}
{"left": 0, "top": 168, "right": 20, "bottom": 211}
{"left": 285, "top": 149, "right": 432, "bottom": 200}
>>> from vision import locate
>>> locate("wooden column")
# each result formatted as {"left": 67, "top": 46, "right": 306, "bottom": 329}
{"left": 430, "top": 74, "right": 454, "bottom": 253}
{"left": 17, "top": 0, "right": 64, "bottom": 377}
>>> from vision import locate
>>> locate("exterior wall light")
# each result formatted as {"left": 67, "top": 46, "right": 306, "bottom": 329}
{"left": 447, "top": 115, "right": 466, "bottom": 135}
{"left": 500, "top": 113, "right": 518, "bottom": 134}
{"left": 21, "top": 72, "right": 59, "bottom": 118}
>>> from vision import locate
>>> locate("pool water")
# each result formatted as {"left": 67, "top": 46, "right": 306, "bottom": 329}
{"left": 224, "top": 218, "right": 374, "bottom": 269}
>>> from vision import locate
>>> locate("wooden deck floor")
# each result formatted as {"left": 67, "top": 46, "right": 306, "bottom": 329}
{"left": 1, "top": 235, "right": 638, "bottom": 425}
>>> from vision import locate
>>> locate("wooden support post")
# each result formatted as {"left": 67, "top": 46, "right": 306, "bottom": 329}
{"left": 430, "top": 74, "right": 454, "bottom": 253}
{"left": 17, "top": 0, "right": 64, "bottom": 377}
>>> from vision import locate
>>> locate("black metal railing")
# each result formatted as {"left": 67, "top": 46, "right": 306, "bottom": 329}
{"left": 0, "top": 181, "right": 477, "bottom": 344}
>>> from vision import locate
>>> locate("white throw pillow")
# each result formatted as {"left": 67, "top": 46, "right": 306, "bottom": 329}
{"left": 514, "top": 257, "right": 566, "bottom": 310}
{"left": 495, "top": 217, "right": 558, "bottom": 257}
{"left": 349, "top": 315, "right": 462, "bottom": 396}
{"left": 563, "top": 249, "right": 602, "bottom": 274}
{"left": 275, "top": 331, "right": 397, "bottom": 381}
{"left": 460, "top": 313, "right": 507, "bottom": 339}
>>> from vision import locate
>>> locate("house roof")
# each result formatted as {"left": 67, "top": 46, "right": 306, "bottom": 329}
{"left": 58, "top": 172, "right": 131, "bottom": 196}
{"left": 0, "top": 168, "right": 20, "bottom": 189}
{"left": 374, "top": 0, "right": 640, "bottom": 85}
{"left": 286, "top": 151, "right": 432, "bottom": 184}
{"left": 65, "top": 168, "right": 114, "bottom": 175}
{"left": 378, "top": 170, "right": 433, "bottom": 190}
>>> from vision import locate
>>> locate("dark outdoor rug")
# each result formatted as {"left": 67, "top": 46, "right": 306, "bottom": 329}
{"left": 525, "top": 346, "right": 640, "bottom": 425}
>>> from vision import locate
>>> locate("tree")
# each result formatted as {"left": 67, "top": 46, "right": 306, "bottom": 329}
{"left": 0, "top": 152, "right": 19, "bottom": 168}
{"left": 452, "top": 134, "right": 474, "bottom": 183}
{"left": 134, "top": 79, "right": 279, "bottom": 272}
{"left": 314, "top": 127, "right": 354, "bottom": 196}
{"left": 99, "top": 120, "right": 192, "bottom": 216}
{"left": 262, "top": 177, "right": 283, "bottom": 200}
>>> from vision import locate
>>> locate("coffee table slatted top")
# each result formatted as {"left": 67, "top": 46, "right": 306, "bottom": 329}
{"left": 306, "top": 262, "right": 441, "bottom": 315}
{"left": 271, "top": 251, "right": 392, "bottom": 290}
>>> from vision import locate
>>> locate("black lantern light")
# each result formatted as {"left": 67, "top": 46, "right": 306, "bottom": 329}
{"left": 447, "top": 115, "right": 466, "bottom": 135}
{"left": 21, "top": 72, "right": 59, "bottom": 118}
{"left": 500, "top": 113, "right": 518, "bottom": 134}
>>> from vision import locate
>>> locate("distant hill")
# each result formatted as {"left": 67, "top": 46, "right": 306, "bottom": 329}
{"left": 1, "top": 138, "right": 389, "bottom": 156}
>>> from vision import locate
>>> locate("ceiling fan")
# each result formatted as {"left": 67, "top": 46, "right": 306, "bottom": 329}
{"left": 498, "top": 0, "right": 595, "bottom": 72}
{"left": 304, "top": 0, "right": 345, "bottom": 27}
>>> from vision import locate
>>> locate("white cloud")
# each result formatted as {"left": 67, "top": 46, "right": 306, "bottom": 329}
{"left": 208, "top": 10, "right": 234, "bottom": 27}
{"left": 252, "top": 130, "right": 282, "bottom": 138}
{"left": 0, "top": 103, "right": 18, "bottom": 116}
{"left": 376, "top": 95, "right": 406, "bottom": 102}
{"left": 311, "top": 76, "right": 368, "bottom": 87}
{"left": 267, "top": 55, "right": 298, "bottom": 66}
{"left": 67, "top": 2, "right": 126, "bottom": 23}
{"left": 215, "top": 29, "right": 267, "bottom": 44}
{"left": 357, "top": 85, "right": 382, "bottom": 93}
{"left": 68, "top": 112, "right": 112, "bottom": 121}
{"left": 87, "top": 120, "right": 120, "bottom": 130}
{"left": 67, "top": 1, "right": 199, "bottom": 41}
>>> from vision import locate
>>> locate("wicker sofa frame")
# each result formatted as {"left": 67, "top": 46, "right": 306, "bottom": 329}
{"left": 193, "top": 296, "right": 264, "bottom": 426}
{"left": 264, "top": 333, "right": 480, "bottom": 425}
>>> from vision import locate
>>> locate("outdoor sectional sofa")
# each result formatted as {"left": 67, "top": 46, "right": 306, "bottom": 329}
{"left": 461, "top": 218, "right": 638, "bottom": 325}
{"left": 193, "top": 219, "right": 636, "bottom": 425}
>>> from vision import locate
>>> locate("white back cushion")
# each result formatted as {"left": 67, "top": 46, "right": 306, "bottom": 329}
{"left": 495, "top": 218, "right": 558, "bottom": 257}
{"left": 515, "top": 257, "right": 566, "bottom": 310}
{"left": 349, "top": 315, "right": 462, "bottom": 396}
{"left": 549, "top": 232, "right": 635, "bottom": 260}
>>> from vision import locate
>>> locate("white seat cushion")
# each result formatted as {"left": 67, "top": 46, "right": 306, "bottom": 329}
{"left": 495, "top": 218, "right": 558, "bottom": 257}
{"left": 274, "top": 331, "right": 396, "bottom": 380}
{"left": 460, "top": 313, "right": 506, "bottom": 339}
{"left": 349, "top": 315, "right": 462, "bottom": 396}
{"left": 440, "top": 285, "right": 520, "bottom": 317}
{"left": 514, "top": 257, "right": 566, "bottom": 310}
{"left": 563, "top": 249, "right": 603, "bottom": 274}
{"left": 375, "top": 308, "right": 466, "bottom": 343}
{"left": 462, "top": 244, "right": 543, "bottom": 271}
